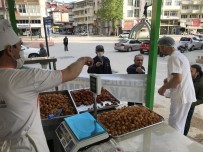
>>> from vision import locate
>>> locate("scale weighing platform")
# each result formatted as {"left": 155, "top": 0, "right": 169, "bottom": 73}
{"left": 55, "top": 112, "right": 109, "bottom": 152}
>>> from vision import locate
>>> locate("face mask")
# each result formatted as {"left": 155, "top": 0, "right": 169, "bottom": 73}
{"left": 16, "top": 51, "right": 25, "bottom": 69}
{"left": 97, "top": 52, "right": 104, "bottom": 57}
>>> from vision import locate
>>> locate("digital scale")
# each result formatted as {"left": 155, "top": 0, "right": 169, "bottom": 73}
{"left": 55, "top": 112, "right": 109, "bottom": 152}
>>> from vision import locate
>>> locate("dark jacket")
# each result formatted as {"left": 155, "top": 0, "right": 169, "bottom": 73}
{"left": 63, "top": 37, "right": 68, "bottom": 45}
{"left": 87, "top": 56, "right": 112, "bottom": 74}
{"left": 127, "top": 64, "right": 145, "bottom": 74}
{"left": 39, "top": 48, "right": 47, "bottom": 57}
{"left": 192, "top": 75, "right": 203, "bottom": 107}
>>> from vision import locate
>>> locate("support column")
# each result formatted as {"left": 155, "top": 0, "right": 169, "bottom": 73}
{"left": 7, "top": 0, "right": 18, "bottom": 34}
{"left": 145, "top": 0, "right": 162, "bottom": 110}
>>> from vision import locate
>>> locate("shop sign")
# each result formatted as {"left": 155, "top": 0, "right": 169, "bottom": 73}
{"left": 192, "top": 18, "right": 200, "bottom": 27}
{"left": 17, "top": 24, "right": 29, "bottom": 28}
{"left": 122, "top": 20, "right": 134, "bottom": 30}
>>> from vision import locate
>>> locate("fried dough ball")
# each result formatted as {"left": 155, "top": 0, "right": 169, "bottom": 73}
{"left": 39, "top": 92, "right": 77, "bottom": 119}
{"left": 98, "top": 106, "right": 161, "bottom": 136}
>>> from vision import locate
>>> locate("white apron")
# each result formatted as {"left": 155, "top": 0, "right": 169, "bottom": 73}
{"left": 0, "top": 107, "right": 49, "bottom": 152}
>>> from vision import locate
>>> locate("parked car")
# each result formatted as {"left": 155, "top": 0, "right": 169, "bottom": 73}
{"left": 114, "top": 39, "right": 141, "bottom": 52}
{"left": 80, "top": 31, "right": 88, "bottom": 36}
{"left": 139, "top": 40, "right": 164, "bottom": 57}
{"left": 21, "top": 45, "right": 40, "bottom": 58}
{"left": 178, "top": 36, "right": 203, "bottom": 51}
{"left": 119, "top": 32, "right": 130, "bottom": 38}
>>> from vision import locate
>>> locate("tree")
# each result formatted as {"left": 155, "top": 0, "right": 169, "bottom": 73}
{"left": 96, "top": 0, "right": 123, "bottom": 36}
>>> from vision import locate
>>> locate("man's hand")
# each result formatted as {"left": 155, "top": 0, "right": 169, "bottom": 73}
{"left": 96, "top": 62, "right": 103, "bottom": 67}
{"left": 136, "top": 67, "right": 145, "bottom": 73}
{"left": 158, "top": 86, "right": 166, "bottom": 96}
{"left": 163, "top": 78, "right": 168, "bottom": 84}
{"left": 84, "top": 57, "right": 94, "bottom": 67}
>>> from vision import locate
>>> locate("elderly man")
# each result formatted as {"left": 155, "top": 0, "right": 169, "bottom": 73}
{"left": 127, "top": 54, "right": 145, "bottom": 74}
{"left": 0, "top": 19, "right": 93, "bottom": 151}
{"left": 87, "top": 45, "right": 112, "bottom": 74}
{"left": 158, "top": 36, "right": 196, "bottom": 134}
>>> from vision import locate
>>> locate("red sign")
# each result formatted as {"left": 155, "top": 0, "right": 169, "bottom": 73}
{"left": 192, "top": 18, "right": 200, "bottom": 27}
{"left": 122, "top": 20, "right": 134, "bottom": 30}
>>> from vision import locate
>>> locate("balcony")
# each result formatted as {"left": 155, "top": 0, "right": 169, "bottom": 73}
{"left": 181, "top": 0, "right": 192, "bottom": 5}
{"left": 72, "top": 5, "right": 93, "bottom": 12}
{"left": 181, "top": 9, "right": 192, "bottom": 13}
{"left": 192, "top": 10, "right": 201, "bottom": 13}
{"left": 192, "top": 0, "right": 202, "bottom": 5}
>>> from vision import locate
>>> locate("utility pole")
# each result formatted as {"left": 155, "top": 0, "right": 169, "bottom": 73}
{"left": 6, "top": 0, "right": 18, "bottom": 34}
{"left": 26, "top": 0, "right": 32, "bottom": 40}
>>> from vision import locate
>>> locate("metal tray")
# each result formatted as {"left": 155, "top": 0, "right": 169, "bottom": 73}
{"left": 69, "top": 88, "right": 120, "bottom": 113}
{"left": 98, "top": 105, "right": 165, "bottom": 138}
{"left": 39, "top": 90, "right": 79, "bottom": 125}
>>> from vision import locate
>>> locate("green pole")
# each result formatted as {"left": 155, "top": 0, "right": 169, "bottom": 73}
{"left": 7, "top": 0, "right": 18, "bottom": 34}
{"left": 145, "top": 0, "right": 162, "bottom": 110}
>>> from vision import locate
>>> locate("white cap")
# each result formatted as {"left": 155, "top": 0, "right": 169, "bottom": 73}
{"left": 0, "top": 19, "right": 20, "bottom": 51}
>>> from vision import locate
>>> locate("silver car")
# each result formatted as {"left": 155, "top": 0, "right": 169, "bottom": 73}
{"left": 178, "top": 36, "right": 203, "bottom": 51}
{"left": 114, "top": 39, "right": 141, "bottom": 52}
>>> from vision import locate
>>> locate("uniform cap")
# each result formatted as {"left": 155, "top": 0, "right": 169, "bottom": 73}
{"left": 0, "top": 19, "right": 20, "bottom": 51}
{"left": 158, "top": 36, "right": 175, "bottom": 47}
{"left": 96, "top": 45, "right": 104, "bottom": 52}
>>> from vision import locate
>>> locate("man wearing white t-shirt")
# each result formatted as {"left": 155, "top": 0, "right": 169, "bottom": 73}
{"left": 158, "top": 36, "right": 196, "bottom": 134}
{"left": 0, "top": 20, "right": 93, "bottom": 152}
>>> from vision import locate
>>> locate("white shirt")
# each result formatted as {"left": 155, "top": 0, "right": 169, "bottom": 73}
{"left": 167, "top": 51, "right": 196, "bottom": 104}
{"left": 0, "top": 68, "right": 62, "bottom": 151}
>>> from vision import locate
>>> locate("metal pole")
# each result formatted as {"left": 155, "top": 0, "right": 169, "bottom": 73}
{"left": 43, "top": 17, "right": 51, "bottom": 69}
{"left": 87, "top": 15, "right": 89, "bottom": 36}
{"left": 145, "top": 0, "right": 162, "bottom": 110}
{"left": 26, "top": 0, "right": 32, "bottom": 40}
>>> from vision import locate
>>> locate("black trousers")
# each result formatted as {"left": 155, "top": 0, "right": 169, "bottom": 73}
{"left": 64, "top": 44, "right": 68, "bottom": 51}
{"left": 184, "top": 105, "right": 195, "bottom": 136}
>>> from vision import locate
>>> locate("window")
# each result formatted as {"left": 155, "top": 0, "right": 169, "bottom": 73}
{"left": 170, "top": 11, "right": 177, "bottom": 16}
{"left": 190, "top": 15, "right": 197, "bottom": 18}
{"left": 127, "top": 10, "right": 133, "bottom": 17}
{"left": 181, "top": 15, "right": 187, "bottom": 18}
{"left": 165, "top": 0, "right": 172, "bottom": 6}
{"left": 128, "top": 0, "right": 133, "bottom": 6}
{"left": 164, "top": 11, "right": 169, "bottom": 16}
{"left": 182, "top": 6, "right": 189, "bottom": 10}
{"left": 18, "top": 4, "right": 26, "bottom": 13}
{"left": 134, "top": 0, "right": 140, "bottom": 7}
{"left": 134, "top": 9, "right": 139, "bottom": 17}
{"left": 174, "top": 0, "right": 180, "bottom": 6}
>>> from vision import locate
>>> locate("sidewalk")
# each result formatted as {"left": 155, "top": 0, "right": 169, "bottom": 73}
{"left": 20, "top": 36, "right": 55, "bottom": 48}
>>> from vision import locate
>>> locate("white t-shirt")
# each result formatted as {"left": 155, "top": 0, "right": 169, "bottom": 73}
{"left": 0, "top": 68, "right": 62, "bottom": 140}
{"left": 167, "top": 51, "right": 196, "bottom": 104}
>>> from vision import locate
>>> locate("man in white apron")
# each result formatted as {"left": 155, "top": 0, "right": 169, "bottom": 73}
{"left": 0, "top": 19, "right": 93, "bottom": 152}
{"left": 157, "top": 36, "right": 196, "bottom": 134}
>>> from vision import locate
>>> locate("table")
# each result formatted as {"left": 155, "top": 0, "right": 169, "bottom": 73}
{"left": 85, "top": 122, "right": 203, "bottom": 152}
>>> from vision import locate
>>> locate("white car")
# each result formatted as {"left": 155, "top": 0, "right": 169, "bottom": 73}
{"left": 80, "top": 31, "right": 88, "bottom": 36}
{"left": 21, "top": 45, "right": 40, "bottom": 58}
{"left": 119, "top": 32, "right": 130, "bottom": 38}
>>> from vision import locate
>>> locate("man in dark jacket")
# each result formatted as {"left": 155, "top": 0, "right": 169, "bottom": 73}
{"left": 127, "top": 54, "right": 145, "bottom": 74}
{"left": 87, "top": 45, "right": 112, "bottom": 74}
{"left": 184, "top": 64, "right": 203, "bottom": 135}
{"left": 63, "top": 36, "right": 68, "bottom": 51}
{"left": 39, "top": 43, "right": 48, "bottom": 69}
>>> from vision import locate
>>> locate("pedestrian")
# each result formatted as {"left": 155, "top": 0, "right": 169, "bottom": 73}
{"left": 0, "top": 19, "right": 93, "bottom": 151}
{"left": 39, "top": 43, "right": 48, "bottom": 69}
{"left": 87, "top": 45, "right": 112, "bottom": 74}
{"left": 63, "top": 36, "right": 68, "bottom": 51}
{"left": 126, "top": 54, "right": 145, "bottom": 74}
{"left": 158, "top": 36, "right": 196, "bottom": 134}
{"left": 184, "top": 64, "right": 203, "bottom": 135}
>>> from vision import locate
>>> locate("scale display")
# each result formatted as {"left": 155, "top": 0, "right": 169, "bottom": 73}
{"left": 55, "top": 112, "right": 109, "bottom": 152}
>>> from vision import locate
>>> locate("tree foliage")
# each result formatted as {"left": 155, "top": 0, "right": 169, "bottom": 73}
{"left": 96, "top": 0, "right": 123, "bottom": 35}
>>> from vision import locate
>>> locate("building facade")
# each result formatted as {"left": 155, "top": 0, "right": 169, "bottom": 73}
{"left": 0, "top": 0, "right": 7, "bottom": 19}
{"left": 15, "top": 0, "right": 47, "bottom": 36}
